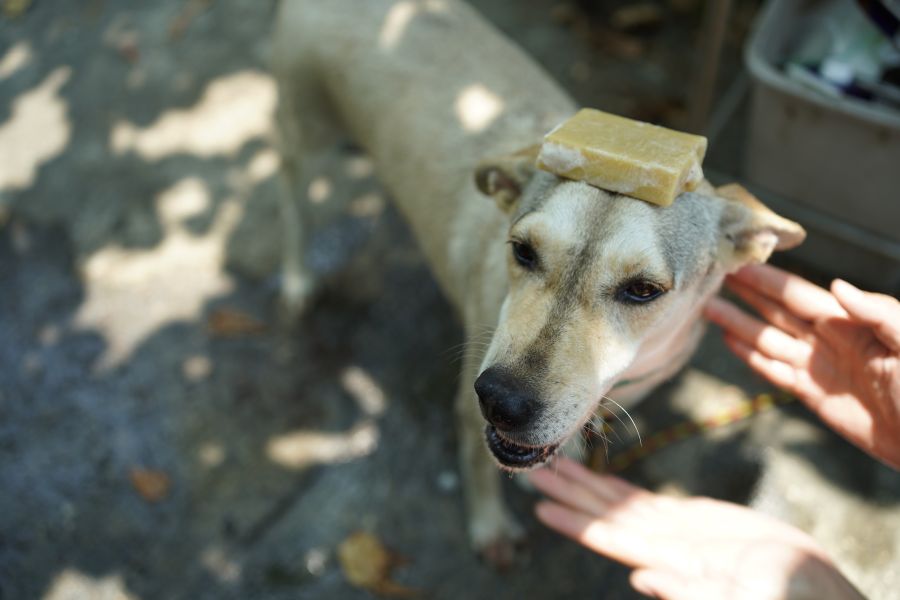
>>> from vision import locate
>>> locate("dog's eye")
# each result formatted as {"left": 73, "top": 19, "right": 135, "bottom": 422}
{"left": 619, "top": 280, "right": 665, "bottom": 304}
{"left": 510, "top": 241, "right": 538, "bottom": 269}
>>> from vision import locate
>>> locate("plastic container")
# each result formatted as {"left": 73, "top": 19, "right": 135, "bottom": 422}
{"left": 744, "top": 0, "right": 900, "bottom": 292}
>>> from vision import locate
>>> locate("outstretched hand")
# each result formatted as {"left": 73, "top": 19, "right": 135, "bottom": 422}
{"left": 705, "top": 264, "right": 900, "bottom": 469}
{"left": 529, "top": 458, "right": 864, "bottom": 600}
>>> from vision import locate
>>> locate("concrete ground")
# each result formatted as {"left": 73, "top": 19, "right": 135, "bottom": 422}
{"left": 1, "top": 1, "right": 897, "bottom": 599}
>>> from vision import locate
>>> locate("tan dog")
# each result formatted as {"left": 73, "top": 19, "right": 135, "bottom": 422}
{"left": 271, "top": 0, "right": 804, "bottom": 565}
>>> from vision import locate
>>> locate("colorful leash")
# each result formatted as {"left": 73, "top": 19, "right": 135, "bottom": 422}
{"left": 590, "top": 391, "right": 796, "bottom": 473}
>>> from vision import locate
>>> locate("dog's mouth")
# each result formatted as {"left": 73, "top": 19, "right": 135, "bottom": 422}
{"left": 485, "top": 425, "right": 559, "bottom": 471}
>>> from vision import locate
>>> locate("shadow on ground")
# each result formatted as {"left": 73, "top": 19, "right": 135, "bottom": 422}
{"left": 1, "top": 1, "right": 897, "bottom": 599}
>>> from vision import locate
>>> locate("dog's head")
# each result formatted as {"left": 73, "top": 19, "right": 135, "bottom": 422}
{"left": 473, "top": 148, "right": 804, "bottom": 470}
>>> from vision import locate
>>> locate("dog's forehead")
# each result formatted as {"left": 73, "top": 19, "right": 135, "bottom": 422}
{"left": 515, "top": 177, "right": 720, "bottom": 281}
{"left": 515, "top": 180, "right": 655, "bottom": 252}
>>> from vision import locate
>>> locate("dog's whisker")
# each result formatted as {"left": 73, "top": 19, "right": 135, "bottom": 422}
{"left": 596, "top": 409, "right": 627, "bottom": 445}
{"left": 582, "top": 432, "right": 594, "bottom": 452}
{"left": 586, "top": 423, "right": 611, "bottom": 462}
{"left": 441, "top": 338, "right": 496, "bottom": 365}
{"left": 592, "top": 415, "right": 611, "bottom": 458}
{"left": 589, "top": 414, "right": 611, "bottom": 439}
{"left": 445, "top": 339, "right": 492, "bottom": 353}
{"left": 600, "top": 395, "right": 642, "bottom": 446}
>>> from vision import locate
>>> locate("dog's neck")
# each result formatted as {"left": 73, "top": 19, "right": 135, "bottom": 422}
{"left": 608, "top": 318, "right": 706, "bottom": 404}
{"left": 608, "top": 279, "right": 723, "bottom": 407}
{"left": 611, "top": 332, "right": 700, "bottom": 391}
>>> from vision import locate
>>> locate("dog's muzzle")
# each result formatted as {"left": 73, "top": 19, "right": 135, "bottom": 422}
{"left": 485, "top": 425, "right": 559, "bottom": 470}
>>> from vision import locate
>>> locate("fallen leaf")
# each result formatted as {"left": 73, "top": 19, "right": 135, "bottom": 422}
{"left": 116, "top": 37, "right": 140, "bottom": 64}
{"left": 2, "top": 0, "right": 31, "bottom": 19}
{"left": 207, "top": 307, "right": 267, "bottom": 337}
{"left": 129, "top": 468, "right": 170, "bottom": 502}
{"left": 337, "top": 531, "right": 419, "bottom": 597}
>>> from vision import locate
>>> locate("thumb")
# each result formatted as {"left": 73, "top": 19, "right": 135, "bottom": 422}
{"left": 831, "top": 280, "right": 900, "bottom": 353}
{"left": 630, "top": 569, "right": 718, "bottom": 600}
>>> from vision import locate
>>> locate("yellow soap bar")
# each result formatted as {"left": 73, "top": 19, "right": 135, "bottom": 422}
{"left": 536, "top": 108, "right": 707, "bottom": 207}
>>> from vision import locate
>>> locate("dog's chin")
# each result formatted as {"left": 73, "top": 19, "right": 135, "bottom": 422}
{"left": 485, "top": 425, "right": 560, "bottom": 472}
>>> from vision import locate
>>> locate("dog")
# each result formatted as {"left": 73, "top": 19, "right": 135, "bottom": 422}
{"left": 271, "top": 0, "right": 805, "bottom": 566}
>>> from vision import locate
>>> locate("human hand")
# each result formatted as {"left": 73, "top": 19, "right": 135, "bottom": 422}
{"left": 704, "top": 264, "right": 900, "bottom": 469}
{"left": 529, "top": 458, "right": 864, "bottom": 600}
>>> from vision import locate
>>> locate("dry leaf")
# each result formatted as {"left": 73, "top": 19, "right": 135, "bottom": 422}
{"left": 337, "top": 532, "right": 419, "bottom": 597}
{"left": 207, "top": 308, "right": 267, "bottom": 337}
{"left": 115, "top": 37, "right": 140, "bottom": 64}
{"left": 2, "top": 0, "right": 32, "bottom": 19}
{"left": 130, "top": 468, "right": 170, "bottom": 502}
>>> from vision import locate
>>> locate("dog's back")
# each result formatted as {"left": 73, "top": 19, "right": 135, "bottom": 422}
{"left": 273, "top": 0, "right": 576, "bottom": 300}
{"left": 274, "top": 0, "right": 575, "bottom": 161}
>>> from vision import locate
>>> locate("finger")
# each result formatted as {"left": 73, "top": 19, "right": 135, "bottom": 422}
{"left": 535, "top": 501, "right": 690, "bottom": 572}
{"left": 730, "top": 327, "right": 879, "bottom": 447}
{"left": 631, "top": 569, "right": 718, "bottom": 600}
{"left": 726, "top": 278, "right": 813, "bottom": 340}
{"left": 831, "top": 279, "right": 900, "bottom": 353}
{"left": 729, "top": 264, "right": 847, "bottom": 321}
{"left": 528, "top": 468, "right": 609, "bottom": 516}
{"left": 546, "top": 459, "right": 680, "bottom": 530}
{"left": 723, "top": 334, "right": 800, "bottom": 392}
{"left": 706, "top": 297, "right": 812, "bottom": 367}
{"left": 552, "top": 457, "right": 648, "bottom": 502}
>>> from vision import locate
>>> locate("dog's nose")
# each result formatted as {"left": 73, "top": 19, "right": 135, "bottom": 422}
{"left": 474, "top": 367, "right": 537, "bottom": 432}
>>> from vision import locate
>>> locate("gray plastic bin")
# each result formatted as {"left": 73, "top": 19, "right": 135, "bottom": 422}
{"left": 744, "top": 0, "right": 900, "bottom": 291}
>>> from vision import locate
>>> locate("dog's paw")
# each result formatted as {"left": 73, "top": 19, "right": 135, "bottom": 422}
{"left": 469, "top": 510, "right": 525, "bottom": 570}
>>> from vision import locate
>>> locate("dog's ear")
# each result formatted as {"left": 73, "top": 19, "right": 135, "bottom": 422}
{"left": 717, "top": 183, "right": 806, "bottom": 268}
{"left": 474, "top": 145, "right": 540, "bottom": 213}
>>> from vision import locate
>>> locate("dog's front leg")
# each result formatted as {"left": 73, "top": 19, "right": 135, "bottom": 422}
{"left": 277, "top": 158, "right": 316, "bottom": 321}
{"left": 455, "top": 346, "right": 524, "bottom": 569}
{"left": 272, "top": 58, "right": 339, "bottom": 322}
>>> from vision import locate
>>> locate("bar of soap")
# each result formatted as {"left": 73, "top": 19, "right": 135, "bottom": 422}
{"left": 536, "top": 108, "right": 708, "bottom": 207}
